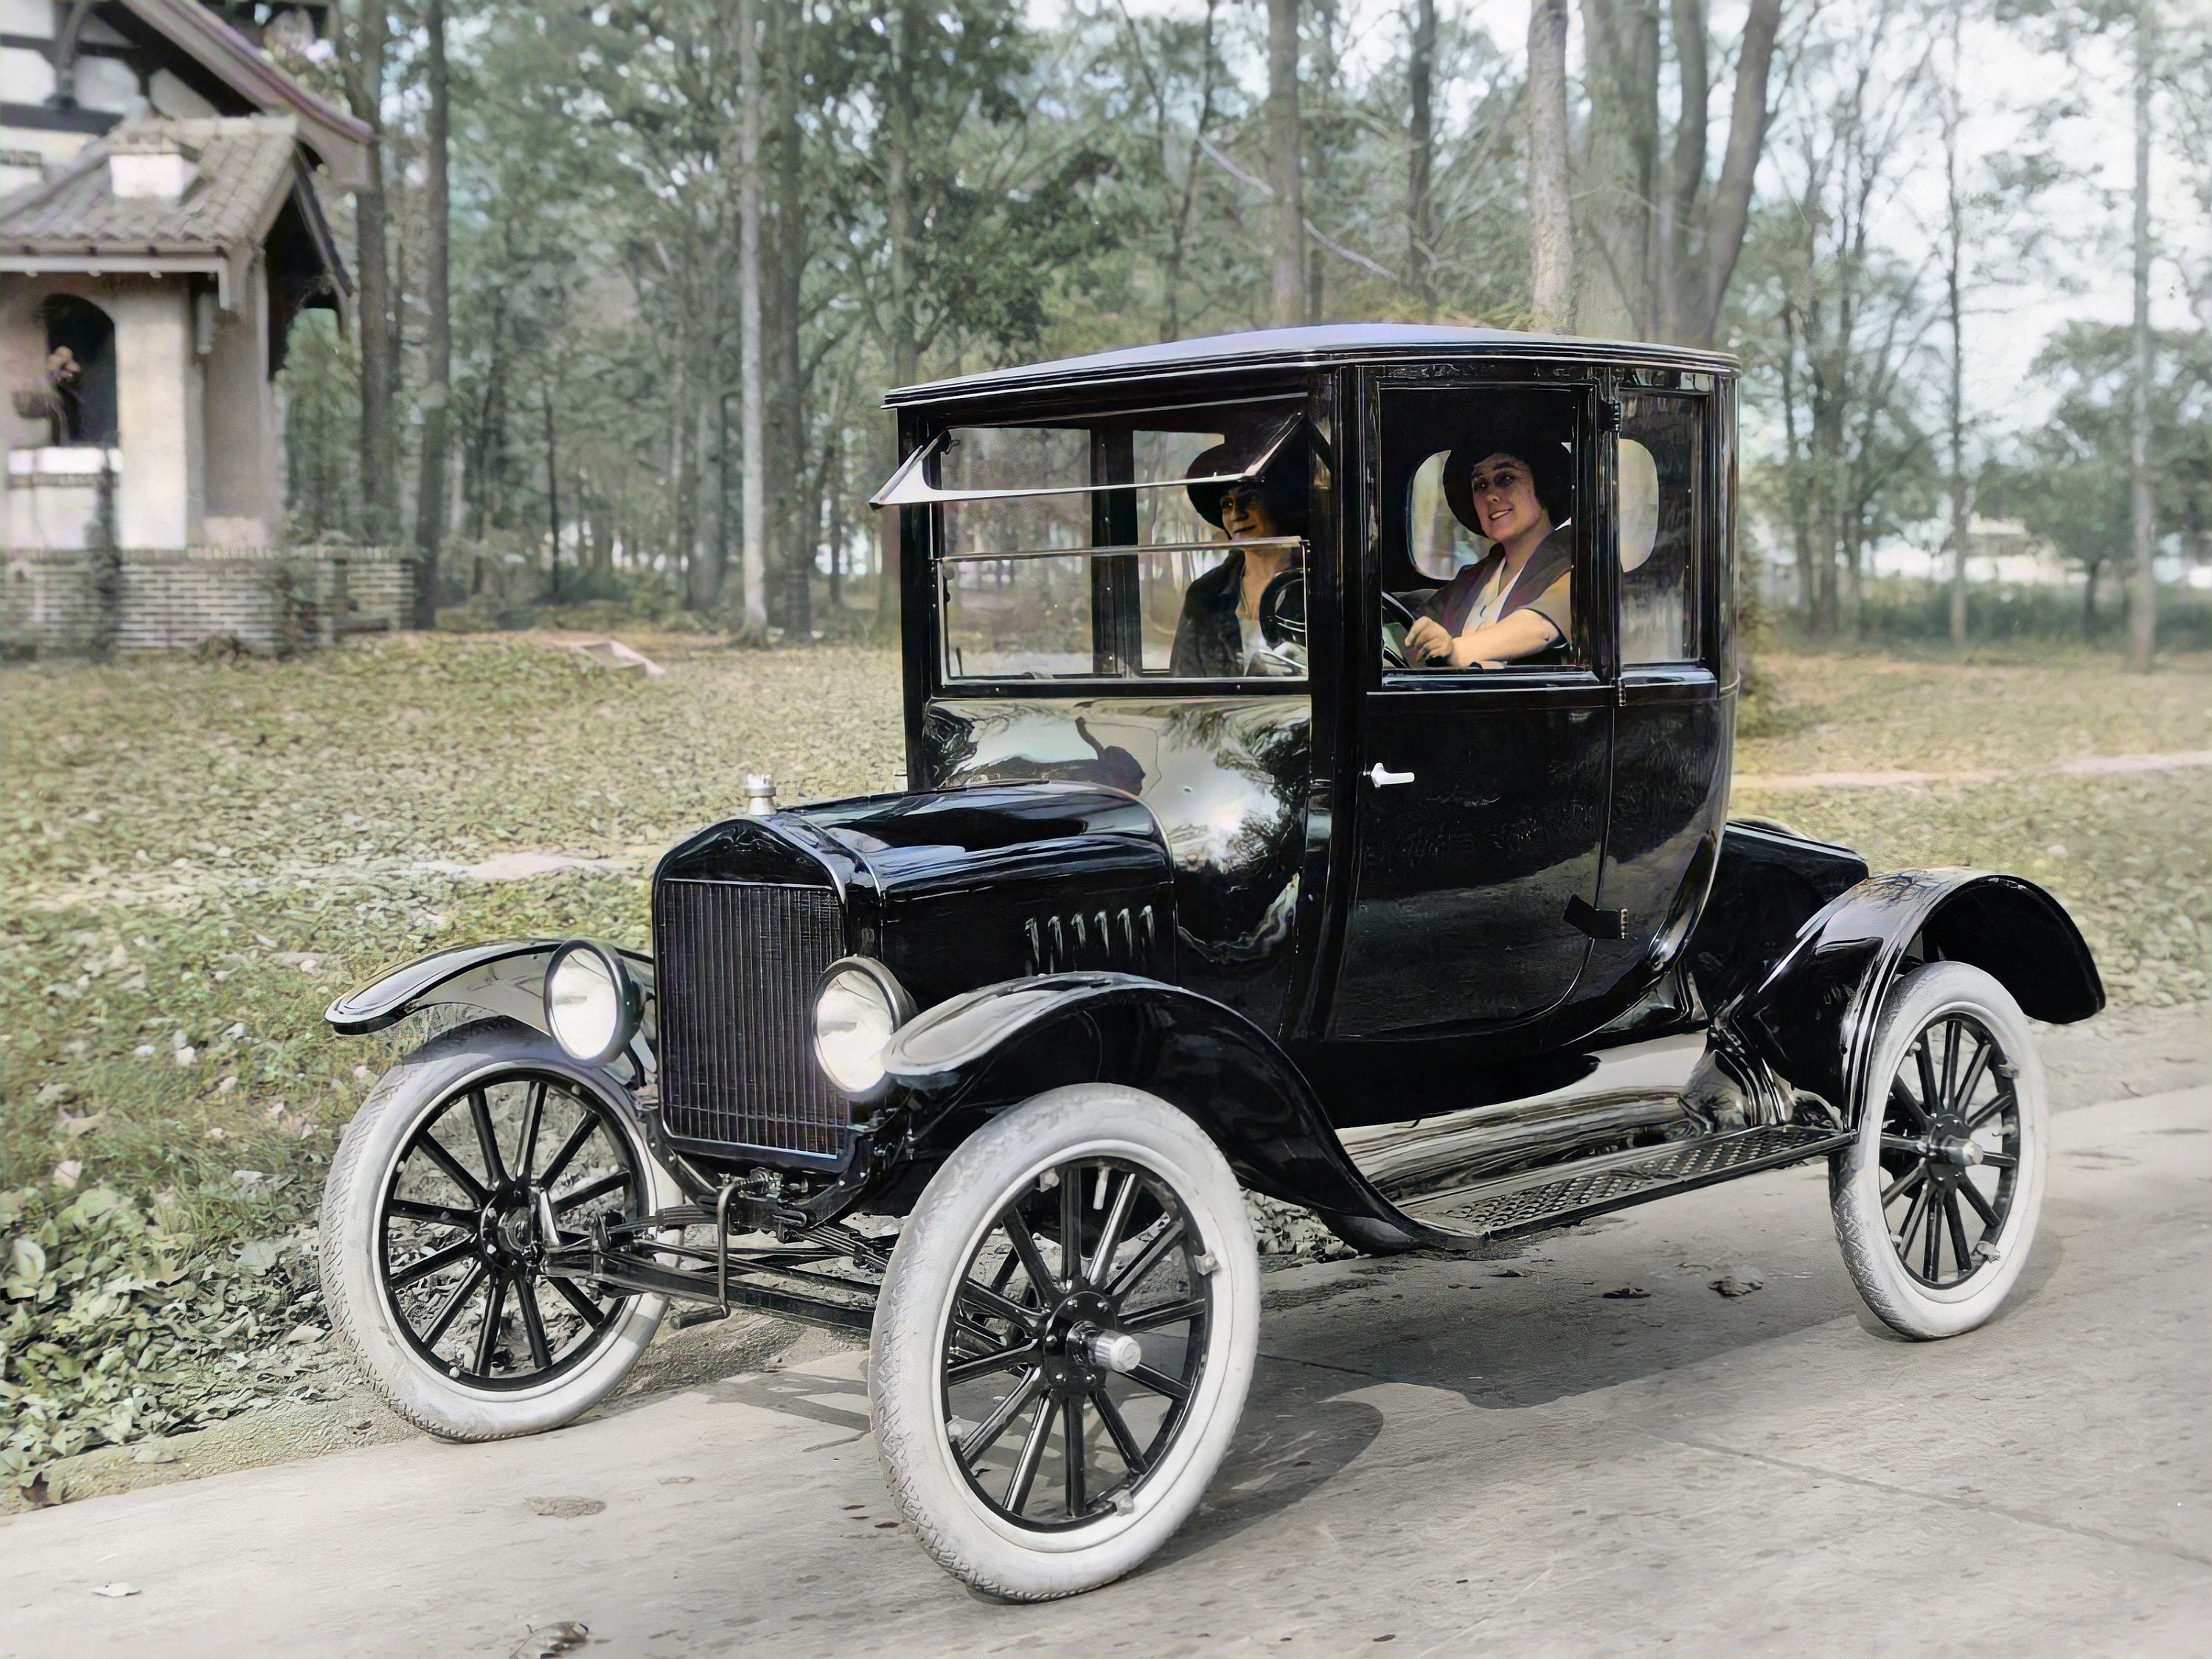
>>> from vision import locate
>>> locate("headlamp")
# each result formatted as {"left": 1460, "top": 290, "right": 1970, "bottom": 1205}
{"left": 543, "top": 940, "right": 642, "bottom": 1065}
{"left": 812, "top": 956, "right": 914, "bottom": 1099}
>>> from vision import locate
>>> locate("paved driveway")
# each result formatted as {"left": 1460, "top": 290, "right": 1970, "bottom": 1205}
{"left": 4, "top": 1082, "right": 2206, "bottom": 1659}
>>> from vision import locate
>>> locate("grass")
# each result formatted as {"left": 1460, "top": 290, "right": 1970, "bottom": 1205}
{"left": 2, "top": 632, "right": 2205, "bottom": 1486}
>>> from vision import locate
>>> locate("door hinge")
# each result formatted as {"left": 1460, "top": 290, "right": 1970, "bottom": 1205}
{"left": 1565, "top": 894, "right": 1630, "bottom": 941}
{"left": 1598, "top": 397, "right": 1623, "bottom": 434}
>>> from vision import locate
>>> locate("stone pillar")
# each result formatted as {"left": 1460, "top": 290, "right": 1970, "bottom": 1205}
{"left": 108, "top": 282, "right": 200, "bottom": 550}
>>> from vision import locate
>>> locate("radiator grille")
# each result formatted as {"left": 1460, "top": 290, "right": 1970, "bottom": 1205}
{"left": 655, "top": 880, "right": 849, "bottom": 1156}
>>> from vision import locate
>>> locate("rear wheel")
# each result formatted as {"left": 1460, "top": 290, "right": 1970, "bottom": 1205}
{"left": 871, "top": 1085, "right": 1259, "bottom": 1601}
{"left": 1831, "top": 964, "right": 2047, "bottom": 1340}
{"left": 320, "top": 1020, "right": 672, "bottom": 1440}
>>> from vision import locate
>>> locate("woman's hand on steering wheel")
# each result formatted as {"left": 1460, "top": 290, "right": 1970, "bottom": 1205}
{"left": 1379, "top": 591, "right": 1422, "bottom": 670}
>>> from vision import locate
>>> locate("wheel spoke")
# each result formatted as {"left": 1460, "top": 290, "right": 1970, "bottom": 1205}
{"left": 389, "top": 1237, "right": 477, "bottom": 1290}
{"left": 1921, "top": 1190, "right": 1942, "bottom": 1280}
{"left": 1001, "top": 1210, "right": 1061, "bottom": 1301}
{"left": 1913, "top": 1038, "right": 1941, "bottom": 1126}
{"left": 956, "top": 1276, "right": 1044, "bottom": 1333}
{"left": 518, "top": 1081, "right": 546, "bottom": 1183}
{"left": 467, "top": 1088, "right": 507, "bottom": 1189}
{"left": 410, "top": 1127, "right": 489, "bottom": 1206}
{"left": 1062, "top": 1392, "right": 1086, "bottom": 1517}
{"left": 1944, "top": 1190, "right": 1973, "bottom": 1276}
{"left": 1956, "top": 1172, "right": 2001, "bottom": 1228}
{"left": 1879, "top": 1164, "right": 1929, "bottom": 1209}
{"left": 1004, "top": 1394, "right": 1057, "bottom": 1514}
{"left": 946, "top": 1340, "right": 1040, "bottom": 1387}
{"left": 1966, "top": 1091, "right": 2016, "bottom": 1133}
{"left": 957, "top": 1369, "right": 1044, "bottom": 1464}
{"left": 1938, "top": 1020, "right": 1964, "bottom": 1114}
{"left": 546, "top": 1272, "right": 612, "bottom": 1329}
{"left": 554, "top": 1169, "right": 629, "bottom": 1214}
{"left": 540, "top": 1116, "right": 598, "bottom": 1188}
{"left": 1889, "top": 1075, "right": 1933, "bottom": 1130}
{"left": 1127, "top": 1363, "right": 1190, "bottom": 1402}
{"left": 1896, "top": 1179, "right": 1933, "bottom": 1264}
{"left": 1107, "top": 1217, "right": 1186, "bottom": 1301}
{"left": 389, "top": 1198, "right": 476, "bottom": 1231}
{"left": 419, "top": 1259, "right": 488, "bottom": 1347}
{"left": 1089, "top": 1384, "right": 1149, "bottom": 1475}
{"left": 475, "top": 1273, "right": 509, "bottom": 1375}
{"left": 1086, "top": 1172, "right": 1141, "bottom": 1284}
{"left": 1119, "top": 1296, "right": 1205, "bottom": 1333}
{"left": 518, "top": 1279, "right": 553, "bottom": 1369}
{"left": 1060, "top": 1161, "right": 1085, "bottom": 1285}
{"left": 1952, "top": 1035, "right": 1994, "bottom": 1118}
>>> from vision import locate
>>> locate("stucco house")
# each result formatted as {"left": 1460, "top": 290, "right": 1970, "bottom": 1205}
{"left": 0, "top": 1, "right": 403, "bottom": 653}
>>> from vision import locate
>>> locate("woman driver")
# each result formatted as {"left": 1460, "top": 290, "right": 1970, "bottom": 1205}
{"left": 1169, "top": 442, "right": 1309, "bottom": 678}
{"left": 1404, "top": 435, "right": 1573, "bottom": 669}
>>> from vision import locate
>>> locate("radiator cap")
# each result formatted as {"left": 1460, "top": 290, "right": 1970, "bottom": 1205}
{"left": 743, "top": 773, "right": 779, "bottom": 816}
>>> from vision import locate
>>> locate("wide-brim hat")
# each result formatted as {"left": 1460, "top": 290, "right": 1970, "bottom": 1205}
{"left": 1186, "top": 437, "right": 1310, "bottom": 533}
{"left": 1442, "top": 424, "right": 1574, "bottom": 538}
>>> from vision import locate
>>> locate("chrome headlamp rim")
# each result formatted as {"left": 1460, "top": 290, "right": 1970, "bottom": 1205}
{"left": 543, "top": 938, "right": 644, "bottom": 1066}
{"left": 811, "top": 955, "right": 915, "bottom": 1102}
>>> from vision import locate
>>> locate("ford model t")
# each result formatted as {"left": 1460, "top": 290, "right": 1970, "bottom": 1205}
{"left": 320, "top": 325, "right": 2102, "bottom": 1600}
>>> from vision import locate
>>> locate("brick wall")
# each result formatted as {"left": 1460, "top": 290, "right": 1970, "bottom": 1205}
{"left": 1, "top": 546, "right": 414, "bottom": 657}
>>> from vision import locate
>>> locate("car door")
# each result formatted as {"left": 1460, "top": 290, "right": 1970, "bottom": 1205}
{"left": 1325, "top": 380, "right": 1611, "bottom": 1039}
{"left": 1565, "top": 383, "right": 1733, "bottom": 1026}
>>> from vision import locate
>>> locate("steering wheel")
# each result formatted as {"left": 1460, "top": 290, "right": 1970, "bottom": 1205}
{"left": 1256, "top": 569, "right": 1307, "bottom": 651}
{"left": 1378, "top": 590, "right": 1419, "bottom": 670}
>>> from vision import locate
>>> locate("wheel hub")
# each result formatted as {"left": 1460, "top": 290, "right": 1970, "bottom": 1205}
{"left": 485, "top": 1186, "right": 541, "bottom": 1267}
{"left": 1038, "top": 1290, "right": 1129, "bottom": 1388}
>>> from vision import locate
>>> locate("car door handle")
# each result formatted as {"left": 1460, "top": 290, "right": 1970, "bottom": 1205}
{"left": 1368, "top": 764, "right": 1416, "bottom": 787}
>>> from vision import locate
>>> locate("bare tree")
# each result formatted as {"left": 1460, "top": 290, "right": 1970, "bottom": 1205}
{"left": 1941, "top": 0, "right": 1971, "bottom": 647}
{"left": 1407, "top": 0, "right": 1439, "bottom": 307}
{"left": 1266, "top": 0, "right": 1307, "bottom": 325}
{"left": 2126, "top": 0, "right": 2158, "bottom": 671}
{"left": 334, "top": 0, "right": 397, "bottom": 549}
{"left": 411, "top": 0, "right": 451, "bottom": 627}
{"left": 737, "top": 0, "right": 768, "bottom": 644}
{"left": 1526, "top": 0, "right": 1573, "bottom": 330}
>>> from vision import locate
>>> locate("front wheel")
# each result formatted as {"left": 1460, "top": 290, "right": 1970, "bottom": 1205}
{"left": 319, "top": 1019, "right": 674, "bottom": 1441}
{"left": 871, "top": 1085, "right": 1261, "bottom": 1601}
{"left": 1831, "top": 963, "right": 2048, "bottom": 1340}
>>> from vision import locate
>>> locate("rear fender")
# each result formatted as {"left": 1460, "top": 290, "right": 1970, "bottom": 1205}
{"left": 880, "top": 973, "right": 1422, "bottom": 1247}
{"left": 1726, "top": 870, "right": 2103, "bottom": 1126}
{"left": 324, "top": 939, "right": 655, "bottom": 1040}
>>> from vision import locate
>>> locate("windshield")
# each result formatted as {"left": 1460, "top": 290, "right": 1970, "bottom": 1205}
{"left": 902, "top": 400, "right": 1315, "bottom": 685}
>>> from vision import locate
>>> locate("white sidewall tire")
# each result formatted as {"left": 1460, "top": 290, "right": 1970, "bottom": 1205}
{"left": 319, "top": 1019, "right": 675, "bottom": 1441}
{"left": 871, "top": 1085, "right": 1261, "bottom": 1601}
{"left": 1831, "top": 963, "right": 2049, "bottom": 1340}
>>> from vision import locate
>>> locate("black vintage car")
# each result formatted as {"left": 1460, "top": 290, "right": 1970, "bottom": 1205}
{"left": 320, "top": 325, "right": 2102, "bottom": 1601}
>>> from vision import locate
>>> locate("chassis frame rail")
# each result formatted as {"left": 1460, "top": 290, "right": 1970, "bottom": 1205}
{"left": 543, "top": 1216, "right": 888, "bottom": 1338}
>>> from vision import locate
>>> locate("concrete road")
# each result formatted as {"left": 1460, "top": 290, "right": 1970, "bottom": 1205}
{"left": 4, "top": 1083, "right": 2207, "bottom": 1659}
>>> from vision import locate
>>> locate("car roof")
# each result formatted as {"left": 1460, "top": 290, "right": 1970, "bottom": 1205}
{"left": 884, "top": 322, "right": 1739, "bottom": 407}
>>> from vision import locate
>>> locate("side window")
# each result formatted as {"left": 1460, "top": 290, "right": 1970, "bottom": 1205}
{"left": 1378, "top": 386, "right": 1584, "bottom": 673}
{"left": 1618, "top": 396, "right": 1702, "bottom": 665}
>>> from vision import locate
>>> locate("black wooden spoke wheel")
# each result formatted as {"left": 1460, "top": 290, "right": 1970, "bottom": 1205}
{"left": 1872, "top": 1012, "right": 2021, "bottom": 1289}
{"left": 872, "top": 1085, "right": 1260, "bottom": 1601}
{"left": 378, "top": 1071, "right": 641, "bottom": 1388}
{"left": 321, "top": 1020, "right": 671, "bottom": 1441}
{"left": 1832, "top": 964, "right": 2048, "bottom": 1340}
{"left": 939, "top": 1155, "right": 1211, "bottom": 1530}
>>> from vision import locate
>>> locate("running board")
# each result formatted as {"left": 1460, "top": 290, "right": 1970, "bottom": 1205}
{"left": 1399, "top": 1124, "right": 1854, "bottom": 1241}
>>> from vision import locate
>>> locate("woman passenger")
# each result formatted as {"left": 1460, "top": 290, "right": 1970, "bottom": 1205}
{"left": 1404, "top": 437, "right": 1573, "bottom": 669}
{"left": 1169, "top": 443, "right": 1309, "bottom": 678}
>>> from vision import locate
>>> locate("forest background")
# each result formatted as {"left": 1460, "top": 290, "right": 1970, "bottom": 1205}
{"left": 271, "top": 0, "right": 2212, "bottom": 654}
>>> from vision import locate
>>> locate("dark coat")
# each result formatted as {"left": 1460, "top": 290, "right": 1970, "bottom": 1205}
{"left": 1169, "top": 550, "right": 1248, "bottom": 678}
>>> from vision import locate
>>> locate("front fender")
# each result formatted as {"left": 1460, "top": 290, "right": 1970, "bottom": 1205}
{"left": 1728, "top": 869, "right": 2103, "bottom": 1127}
{"left": 881, "top": 973, "right": 1422, "bottom": 1247}
{"left": 324, "top": 939, "right": 655, "bottom": 1039}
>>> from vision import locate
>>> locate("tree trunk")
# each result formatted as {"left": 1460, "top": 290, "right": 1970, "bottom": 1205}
{"left": 341, "top": 0, "right": 396, "bottom": 551}
{"left": 1657, "top": 0, "right": 1708, "bottom": 342}
{"left": 1406, "top": 0, "right": 1437, "bottom": 308}
{"left": 1691, "top": 0, "right": 1781, "bottom": 347}
{"left": 736, "top": 0, "right": 769, "bottom": 644}
{"left": 541, "top": 381, "right": 560, "bottom": 601}
{"left": 2126, "top": 0, "right": 2157, "bottom": 672}
{"left": 877, "top": 1, "right": 922, "bottom": 642}
{"left": 410, "top": 0, "right": 451, "bottom": 629}
{"left": 1525, "top": 0, "right": 1573, "bottom": 331}
{"left": 1575, "top": 0, "right": 1659, "bottom": 337}
{"left": 1265, "top": 0, "right": 1307, "bottom": 327}
{"left": 768, "top": 13, "right": 810, "bottom": 641}
{"left": 1944, "top": 4, "right": 1969, "bottom": 650}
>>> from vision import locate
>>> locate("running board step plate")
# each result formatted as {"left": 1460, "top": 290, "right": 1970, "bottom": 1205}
{"left": 1399, "top": 1124, "right": 1854, "bottom": 1241}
